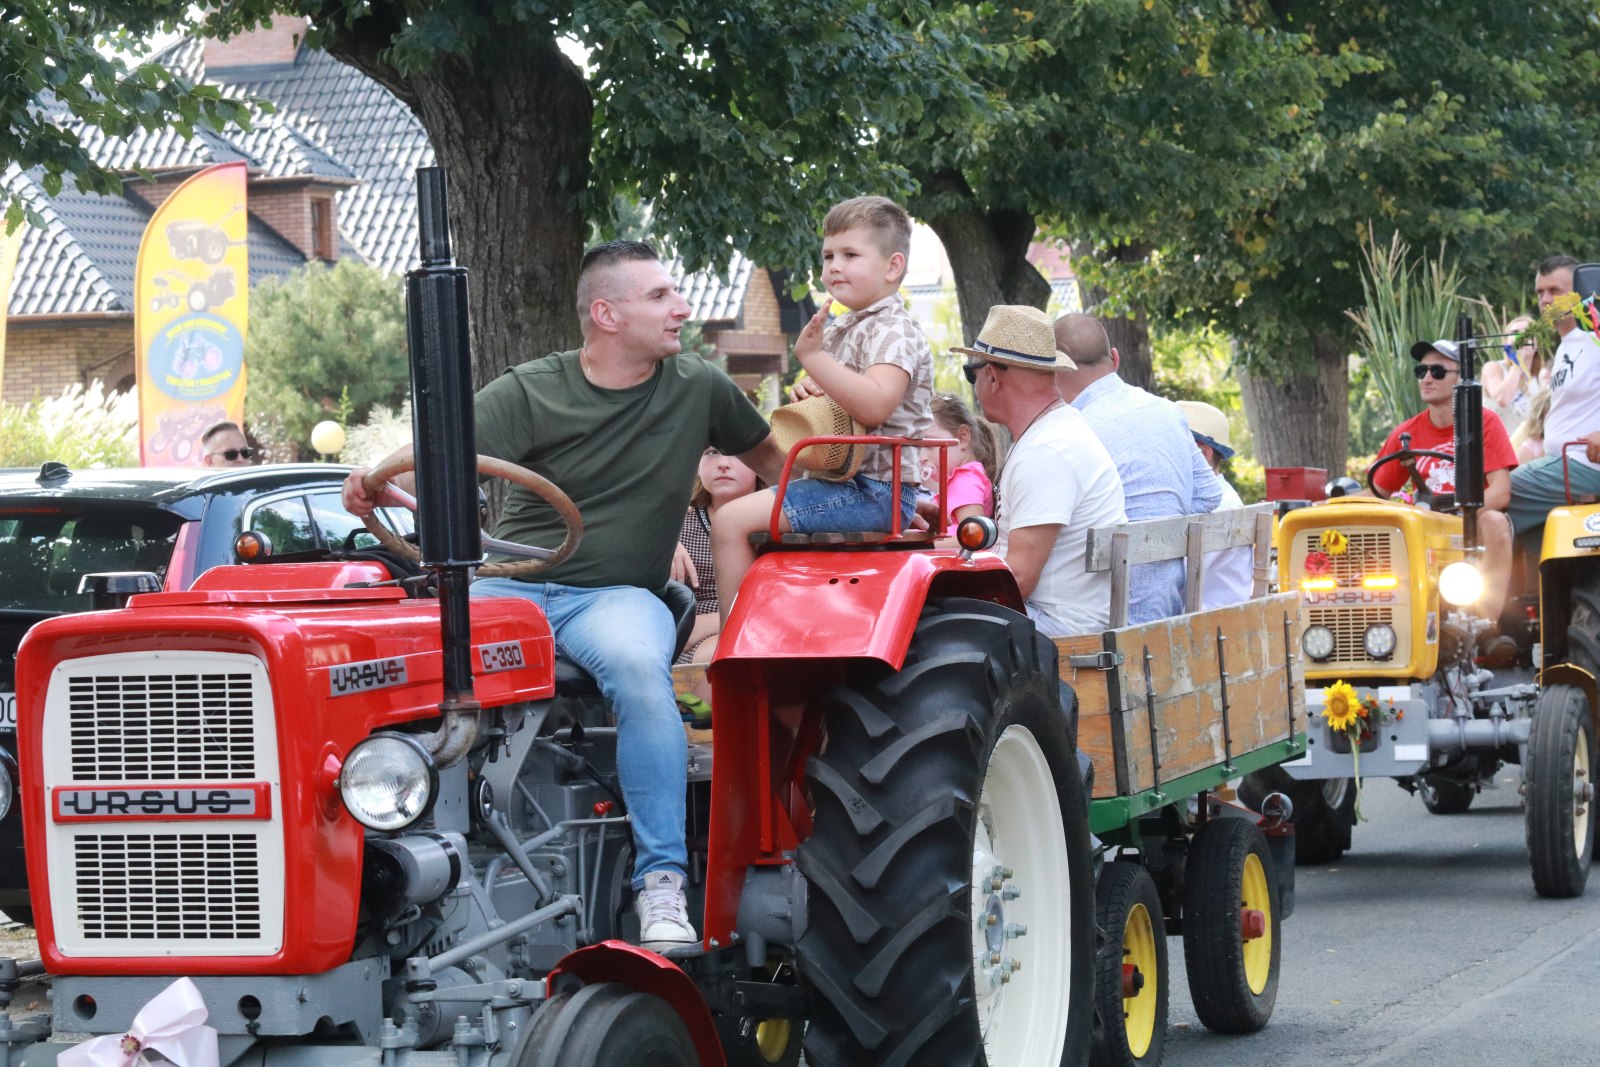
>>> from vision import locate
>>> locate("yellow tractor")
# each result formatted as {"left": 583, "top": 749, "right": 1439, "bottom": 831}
{"left": 1247, "top": 316, "right": 1595, "bottom": 898}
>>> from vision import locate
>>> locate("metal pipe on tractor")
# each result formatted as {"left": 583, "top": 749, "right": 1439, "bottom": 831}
{"left": 1452, "top": 312, "right": 1484, "bottom": 550}
{"left": 407, "top": 166, "right": 483, "bottom": 767}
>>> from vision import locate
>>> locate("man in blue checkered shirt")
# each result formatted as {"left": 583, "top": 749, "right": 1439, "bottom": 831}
{"left": 1054, "top": 313, "right": 1222, "bottom": 623}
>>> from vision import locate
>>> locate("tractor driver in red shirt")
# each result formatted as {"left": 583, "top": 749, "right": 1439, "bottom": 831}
{"left": 1371, "top": 337, "right": 1517, "bottom": 626}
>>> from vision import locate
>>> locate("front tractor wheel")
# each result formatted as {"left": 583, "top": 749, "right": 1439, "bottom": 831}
{"left": 1091, "top": 861, "right": 1169, "bottom": 1067}
{"left": 795, "top": 598, "right": 1094, "bottom": 1067}
{"left": 1525, "top": 683, "right": 1595, "bottom": 899}
{"left": 517, "top": 984, "right": 699, "bottom": 1067}
{"left": 1181, "top": 817, "right": 1281, "bottom": 1034}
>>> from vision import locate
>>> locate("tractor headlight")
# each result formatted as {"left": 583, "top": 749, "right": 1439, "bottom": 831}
{"left": 1439, "top": 561, "right": 1484, "bottom": 607}
{"left": 1302, "top": 625, "right": 1336, "bottom": 662}
{"left": 339, "top": 733, "right": 437, "bottom": 832}
{"left": 1363, "top": 623, "right": 1398, "bottom": 661}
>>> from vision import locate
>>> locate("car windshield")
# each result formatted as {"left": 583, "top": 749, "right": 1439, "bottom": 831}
{"left": 0, "top": 506, "right": 184, "bottom": 610}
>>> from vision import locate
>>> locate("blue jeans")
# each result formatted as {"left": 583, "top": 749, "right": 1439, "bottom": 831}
{"left": 781, "top": 474, "right": 919, "bottom": 533}
{"left": 472, "top": 579, "right": 685, "bottom": 886}
{"left": 1508, "top": 454, "right": 1600, "bottom": 535}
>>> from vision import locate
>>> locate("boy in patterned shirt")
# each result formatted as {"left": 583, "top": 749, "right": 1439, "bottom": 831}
{"left": 712, "top": 196, "right": 934, "bottom": 621}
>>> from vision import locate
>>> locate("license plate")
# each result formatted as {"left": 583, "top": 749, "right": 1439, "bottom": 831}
{"left": 0, "top": 692, "right": 13, "bottom": 731}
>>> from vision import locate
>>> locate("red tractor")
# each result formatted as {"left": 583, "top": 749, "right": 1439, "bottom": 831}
{"left": 0, "top": 170, "right": 1095, "bottom": 1067}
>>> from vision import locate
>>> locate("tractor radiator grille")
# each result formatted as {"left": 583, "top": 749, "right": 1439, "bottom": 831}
{"left": 1298, "top": 529, "right": 1394, "bottom": 583}
{"left": 1308, "top": 606, "right": 1396, "bottom": 665}
{"left": 67, "top": 672, "right": 256, "bottom": 781}
{"left": 73, "top": 832, "right": 262, "bottom": 940}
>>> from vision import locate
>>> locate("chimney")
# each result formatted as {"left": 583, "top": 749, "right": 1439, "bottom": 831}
{"left": 203, "top": 18, "right": 309, "bottom": 72}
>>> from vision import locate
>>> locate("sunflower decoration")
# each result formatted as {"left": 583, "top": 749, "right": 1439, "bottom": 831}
{"left": 1319, "top": 528, "right": 1349, "bottom": 557}
{"left": 1320, "top": 680, "right": 1388, "bottom": 820}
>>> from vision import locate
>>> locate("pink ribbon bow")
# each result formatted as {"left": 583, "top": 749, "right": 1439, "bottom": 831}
{"left": 61, "top": 978, "right": 218, "bottom": 1067}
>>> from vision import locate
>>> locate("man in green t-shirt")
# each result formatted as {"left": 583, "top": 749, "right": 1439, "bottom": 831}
{"left": 345, "top": 240, "right": 781, "bottom": 950}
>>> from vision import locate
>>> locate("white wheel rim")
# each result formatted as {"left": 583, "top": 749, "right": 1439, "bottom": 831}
{"left": 971, "top": 724, "right": 1071, "bottom": 1066}
{"left": 1574, "top": 725, "right": 1592, "bottom": 855}
{"left": 1323, "top": 778, "right": 1349, "bottom": 808}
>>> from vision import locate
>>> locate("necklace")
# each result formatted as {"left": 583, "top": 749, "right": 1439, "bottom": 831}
{"left": 1016, "top": 397, "right": 1064, "bottom": 443}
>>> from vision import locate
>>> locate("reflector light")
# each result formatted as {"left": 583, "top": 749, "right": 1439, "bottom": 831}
{"left": 234, "top": 532, "right": 270, "bottom": 561}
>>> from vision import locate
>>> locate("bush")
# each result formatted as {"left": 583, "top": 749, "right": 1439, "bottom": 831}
{"left": 0, "top": 381, "right": 137, "bottom": 469}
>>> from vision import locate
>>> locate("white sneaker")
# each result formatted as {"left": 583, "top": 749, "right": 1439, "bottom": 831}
{"left": 634, "top": 870, "right": 698, "bottom": 950}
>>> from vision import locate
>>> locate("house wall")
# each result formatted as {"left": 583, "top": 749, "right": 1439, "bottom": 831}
{"left": 128, "top": 175, "right": 336, "bottom": 262}
{"left": 203, "top": 21, "right": 307, "bottom": 70}
{"left": 3, "top": 320, "right": 135, "bottom": 404}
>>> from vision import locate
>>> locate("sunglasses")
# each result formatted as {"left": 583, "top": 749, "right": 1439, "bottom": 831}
{"left": 1413, "top": 364, "right": 1456, "bottom": 381}
{"left": 209, "top": 447, "right": 255, "bottom": 461}
{"left": 962, "top": 361, "right": 991, "bottom": 385}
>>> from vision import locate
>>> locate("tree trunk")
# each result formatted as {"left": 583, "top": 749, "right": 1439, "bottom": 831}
{"left": 1239, "top": 332, "right": 1350, "bottom": 476}
{"left": 319, "top": 16, "right": 592, "bottom": 388}
{"left": 916, "top": 172, "right": 1049, "bottom": 344}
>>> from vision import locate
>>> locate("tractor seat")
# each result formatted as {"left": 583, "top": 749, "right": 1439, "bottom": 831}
{"left": 552, "top": 580, "right": 697, "bottom": 696}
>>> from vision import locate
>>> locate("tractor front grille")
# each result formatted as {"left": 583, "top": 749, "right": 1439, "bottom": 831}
{"left": 1297, "top": 529, "right": 1394, "bottom": 584}
{"left": 67, "top": 672, "right": 256, "bottom": 781}
{"left": 74, "top": 832, "right": 263, "bottom": 940}
{"left": 1294, "top": 526, "right": 1411, "bottom": 673}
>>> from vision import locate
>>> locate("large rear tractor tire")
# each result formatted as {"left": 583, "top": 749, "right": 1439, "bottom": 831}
{"left": 1090, "top": 861, "right": 1168, "bottom": 1067}
{"left": 1525, "top": 684, "right": 1595, "bottom": 899}
{"left": 1182, "top": 818, "right": 1281, "bottom": 1034}
{"left": 518, "top": 983, "right": 699, "bottom": 1067}
{"left": 795, "top": 597, "right": 1094, "bottom": 1067}
{"left": 1238, "top": 767, "right": 1354, "bottom": 864}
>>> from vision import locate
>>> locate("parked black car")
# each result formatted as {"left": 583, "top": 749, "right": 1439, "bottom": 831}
{"left": 0, "top": 462, "right": 415, "bottom": 925}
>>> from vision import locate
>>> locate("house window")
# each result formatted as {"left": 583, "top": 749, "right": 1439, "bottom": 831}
{"left": 310, "top": 197, "right": 335, "bottom": 261}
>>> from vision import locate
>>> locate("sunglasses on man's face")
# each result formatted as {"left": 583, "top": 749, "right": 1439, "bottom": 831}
{"left": 962, "top": 361, "right": 989, "bottom": 385}
{"left": 210, "top": 447, "right": 255, "bottom": 461}
{"left": 1413, "top": 364, "right": 1455, "bottom": 381}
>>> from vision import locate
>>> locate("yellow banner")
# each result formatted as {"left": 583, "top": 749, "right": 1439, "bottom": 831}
{"left": 135, "top": 161, "right": 249, "bottom": 466}
{"left": 0, "top": 222, "right": 23, "bottom": 398}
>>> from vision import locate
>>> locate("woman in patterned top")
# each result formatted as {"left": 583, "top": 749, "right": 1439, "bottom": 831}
{"left": 674, "top": 447, "right": 763, "bottom": 663}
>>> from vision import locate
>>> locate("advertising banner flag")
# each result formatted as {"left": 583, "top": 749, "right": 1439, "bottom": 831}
{"left": 135, "top": 161, "right": 249, "bottom": 466}
{"left": 0, "top": 222, "right": 23, "bottom": 398}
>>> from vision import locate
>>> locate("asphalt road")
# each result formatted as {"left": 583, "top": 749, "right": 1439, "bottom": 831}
{"left": 1164, "top": 773, "right": 1600, "bottom": 1066}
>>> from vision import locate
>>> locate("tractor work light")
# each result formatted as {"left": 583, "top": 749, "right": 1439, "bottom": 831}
{"left": 1300, "top": 577, "right": 1336, "bottom": 593}
{"left": 1363, "top": 623, "right": 1398, "bottom": 661}
{"left": 339, "top": 732, "right": 438, "bottom": 832}
{"left": 1439, "top": 561, "right": 1484, "bottom": 606}
{"left": 1302, "top": 625, "right": 1336, "bottom": 662}
{"left": 1361, "top": 575, "right": 1399, "bottom": 590}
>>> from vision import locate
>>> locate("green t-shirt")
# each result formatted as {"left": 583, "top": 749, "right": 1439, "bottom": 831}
{"left": 475, "top": 350, "right": 769, "bottom": 589}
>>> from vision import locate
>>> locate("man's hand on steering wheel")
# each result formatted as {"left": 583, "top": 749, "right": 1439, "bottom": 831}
{"left": 1365, "top": 447, "right": 1455, "bottom": 511}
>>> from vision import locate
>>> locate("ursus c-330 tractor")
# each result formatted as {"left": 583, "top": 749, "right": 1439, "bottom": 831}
{"left": 0, "top": 170, "right": 1096, "bottom": 1067}
{"left": 1255, "top": 312, "right": 1597, "bottom": 899}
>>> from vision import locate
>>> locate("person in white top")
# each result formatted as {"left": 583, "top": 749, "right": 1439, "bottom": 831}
{"left": 1175, "top": 400, "right": 1255, "bottom": 609}
{"left": 956, "top": 305, "right": 1126, "bottom": 636}
{"left": 1507, "top": 255, "right": 1600, "bottom": 536}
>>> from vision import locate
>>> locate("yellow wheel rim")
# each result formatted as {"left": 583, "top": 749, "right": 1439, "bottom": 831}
{"left": 755, "top": 1019, "right": 792, "bottom": 1062}
{"left": 1240, "top": 852, "right": 1273, "bottom": 995}
{"left": 1122, "top": 901, "right": 1159, "bottom": 1057}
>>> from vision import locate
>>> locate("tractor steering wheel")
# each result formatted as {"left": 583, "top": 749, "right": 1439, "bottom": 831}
{"left": 360, "top": 454, "right": 583, "bottom": 579}
{"left": 1364, "top": 447, "right": 1457, "bottom": 512}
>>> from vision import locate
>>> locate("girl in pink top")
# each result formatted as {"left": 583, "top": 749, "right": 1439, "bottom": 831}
{"left": 925, "top": 394, "right": 1003, "bottom": 534}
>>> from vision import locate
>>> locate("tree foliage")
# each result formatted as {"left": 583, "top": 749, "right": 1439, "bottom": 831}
{"left": 244, "top": 260, "right": 408, "bottom": 460}
{"left": 0, "top": 3, "right": 252, "bottom": 228}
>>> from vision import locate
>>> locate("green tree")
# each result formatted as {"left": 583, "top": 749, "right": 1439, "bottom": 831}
{"left": 1093, "top": 1, "right": 1600, "bottom": 472}
{"left": 0, "top": 3, "right": 252, "bottom": 227}
{"left": 245, "top": 260, "right": 408, "bottom": 460}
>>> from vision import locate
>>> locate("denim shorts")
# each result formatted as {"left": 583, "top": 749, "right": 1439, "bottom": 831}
{"left": 781, "top": 474, "right": 919, "bottom": 534}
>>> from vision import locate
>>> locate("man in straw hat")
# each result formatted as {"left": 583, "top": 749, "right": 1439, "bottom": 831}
{"left": 1176, "top": 399, "right": 1253, "bottom": 610}
{"left": 959, "top": 305, "right": 1126, "bottom": 636}
{"left": 344, "top": 239, "right": 784, "bottom": 952}
{"left": 1054, "top": 313, "right": 1222, "bottom": 624}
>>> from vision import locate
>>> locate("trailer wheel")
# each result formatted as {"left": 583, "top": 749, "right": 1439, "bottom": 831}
{"left": 1418, "top": 775, "right": 1475, "bottom": 815}
{"left": 1238, "top": 767, "right": 1353, "bottom": 864}
{"left": 1525, "top": 684, "right": 1594, "bottom": 899}
{"left": 518, "top": 983, "right": 699, "bottom": 1067}
{"left": 1182, "top": 817, "right": 1280, "bottom": 1034}
{"left": 1091, "top": 861, "right": 1168, "bottom": 1067}
{"left": 795, "top": 598, "right": 1093, "bottom": 1067}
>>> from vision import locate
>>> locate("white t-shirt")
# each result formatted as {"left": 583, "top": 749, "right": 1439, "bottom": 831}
{"left": 996, "top": 405, "right": 1126, "bottom": 636}
{"left": 1543, "top": 327, "right": 1600, "bottom": 467}
{"left": 1201, "top": 479, "right": 1254, "bottom": 611}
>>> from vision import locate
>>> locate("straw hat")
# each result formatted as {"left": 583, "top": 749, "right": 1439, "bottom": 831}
{"left": 1175, "top": 400, "right": 1235, "bottom": 460}
{"left": 951, "top": 305, "right": 1077, "bottom": 372}
{"left": 769, "top": 395, "right": 864, "bottom": 482}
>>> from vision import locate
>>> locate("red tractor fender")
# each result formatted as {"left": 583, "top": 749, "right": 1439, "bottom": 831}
{"left": 545, "top": 941, "right": 726, "bottom": 1067}
{"left": 712, "top": 546, "right": 1020, "bottom": 669}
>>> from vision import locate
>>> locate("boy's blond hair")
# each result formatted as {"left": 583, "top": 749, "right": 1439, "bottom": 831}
{"left": 823, "top": 196, "right": 913, "bottom": 260}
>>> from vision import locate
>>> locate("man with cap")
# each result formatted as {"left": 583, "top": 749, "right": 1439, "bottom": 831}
{"left": 1054, "top": 313, "right": 1222, "bottom": 623}
{"left": 1370, "top": 337, "right": 1515, "bottom": 621}
{"left": 959, "top": 305, "right": 1126, "bottom": 636}
{"left": 1176, "top": 400, "right": 1255, "bottom": 610}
